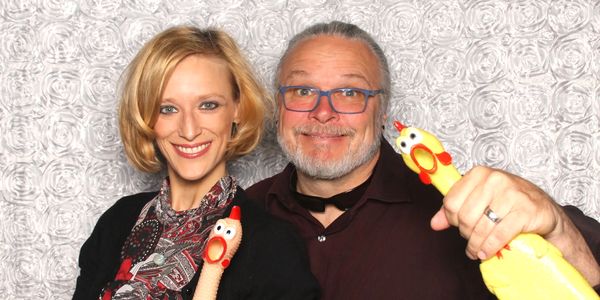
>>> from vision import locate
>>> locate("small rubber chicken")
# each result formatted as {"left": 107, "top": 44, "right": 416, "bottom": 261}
{"left": 394, "top": 121, "right": 599, "bottom": 300}
{"left": 193, "top": 206, "right": 243, "bottom": 300}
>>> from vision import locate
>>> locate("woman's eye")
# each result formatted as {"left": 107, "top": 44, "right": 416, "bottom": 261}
{"left": 159, "top": 105, "right": 177, "bottom": 114}
{"left": 200, "top": 101, "right": 219, "bottom": 110}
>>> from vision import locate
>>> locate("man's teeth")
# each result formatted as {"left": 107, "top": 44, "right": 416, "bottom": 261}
{"left": 176, "top": 143, "right": 208, "bottom": 154}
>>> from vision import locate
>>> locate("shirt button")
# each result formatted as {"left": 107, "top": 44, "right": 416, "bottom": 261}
{"left": 317, "top": 235, "right": 326, "bottom": 242}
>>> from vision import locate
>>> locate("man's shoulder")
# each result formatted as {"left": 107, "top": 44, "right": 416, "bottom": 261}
{"left": 237, "top": 191, "right": 298, "bottom": 238}
{"left": 246, "top": 171, "right": 286, "bottom": 204}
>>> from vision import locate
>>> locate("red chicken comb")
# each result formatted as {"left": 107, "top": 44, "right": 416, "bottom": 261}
{"left": 394, "top": 120, "right": 406, "bottom": 132}
{"left": 229, "top": 206, "right": 241, "bottom": 220}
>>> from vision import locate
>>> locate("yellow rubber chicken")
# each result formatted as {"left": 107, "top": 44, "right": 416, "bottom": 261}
{"left": 394, "top": 121, "right": 599, "bottom": 300}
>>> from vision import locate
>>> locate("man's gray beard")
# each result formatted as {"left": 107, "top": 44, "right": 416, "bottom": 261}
{"left": 277, "top": 124, "right": 381, "bottom": 180}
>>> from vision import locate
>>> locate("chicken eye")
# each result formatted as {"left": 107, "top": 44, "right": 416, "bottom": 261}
{"left": 214, "top": 223, "right": 224, "bottom": 234}
{"left": 223, "top": 227, "right": 237, "bottom": 240}
{"left": 407, "top": 129, "right": 423, "bottom": 143}
{"left": 400, "top": 141, "right": 407, "bottom": 148}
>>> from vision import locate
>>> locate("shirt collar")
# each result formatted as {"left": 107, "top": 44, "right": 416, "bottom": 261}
{"left": 364, "top": 138, "right": 413, "bottom": 204}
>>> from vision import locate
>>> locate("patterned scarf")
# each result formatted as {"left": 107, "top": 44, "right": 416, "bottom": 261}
{"left": 99, "top": 175, "right": 237, "bottom": 300}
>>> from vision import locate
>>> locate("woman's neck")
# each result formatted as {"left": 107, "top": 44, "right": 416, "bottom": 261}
{"left": 167, "top": 163, "right": 227, "bottom": 211}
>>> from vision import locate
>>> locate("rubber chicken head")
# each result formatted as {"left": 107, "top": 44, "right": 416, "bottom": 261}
{"left": 203, "top": 206, "right": 243, "bottom": 269}
{"left": 393, "top": 121, "right": 460, "bottom": 194}
{"left": 394, "top": 121, "right": 446, "bottom": 176}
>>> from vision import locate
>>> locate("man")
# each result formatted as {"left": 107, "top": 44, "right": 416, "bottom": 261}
{"left": 247, "top": 21, "right": 600, "bottom": 299}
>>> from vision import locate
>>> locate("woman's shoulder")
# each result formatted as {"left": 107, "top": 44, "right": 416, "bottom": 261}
{"left": 80, "top": 191, "right": 160, "bottom": 263}
{"left": 113, "top": 191, "right": 158, "bottom": 209}
{"left": 96, "top": 191, "right": 159, "bottom": 227}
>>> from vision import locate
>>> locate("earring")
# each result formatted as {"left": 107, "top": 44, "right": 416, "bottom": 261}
{"left": 231, "top": 122, "right": 238, "bottom": 138}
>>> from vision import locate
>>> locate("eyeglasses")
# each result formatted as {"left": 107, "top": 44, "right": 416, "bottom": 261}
{"left": 278, "top": 86, "right": 384, "bottom": 114}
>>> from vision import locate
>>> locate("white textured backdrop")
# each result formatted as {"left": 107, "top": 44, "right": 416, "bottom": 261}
{"left": 1, "top": 0, "right": 599, "bottom": 298}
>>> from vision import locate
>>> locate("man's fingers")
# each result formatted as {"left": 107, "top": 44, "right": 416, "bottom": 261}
{"left": 464, "top": 212, "right": 495, "bottom": 259}
{"left": 443, "top": 166, "right": 491, "bottom": 226}
{"left": 476, "top": 212, "right": 521, "bottom": 260}
{"left": 455, "top": 179, "right": 493, "bottom": 240}
{"left": 430, "top": 207, "right": 451, "bottom": 231}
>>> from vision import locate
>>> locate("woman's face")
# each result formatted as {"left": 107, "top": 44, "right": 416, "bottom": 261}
{"left": 154, "top": 55, "right": 239, "bottom": 185}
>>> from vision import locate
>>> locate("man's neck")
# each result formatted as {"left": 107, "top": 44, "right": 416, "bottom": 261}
{"left": 295, "top": 150, "right": 380, "bottom": 227}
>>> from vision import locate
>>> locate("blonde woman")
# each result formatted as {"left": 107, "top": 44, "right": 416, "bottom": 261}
{"left": 73, "top": 26, "right": 318, "bottom": 300}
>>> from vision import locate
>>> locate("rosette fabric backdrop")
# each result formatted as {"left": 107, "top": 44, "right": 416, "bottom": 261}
{"left": 1, "top": 0, "right": 599, "bottom": 297}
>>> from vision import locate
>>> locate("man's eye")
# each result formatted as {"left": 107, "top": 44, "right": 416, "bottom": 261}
{"left": 200, "top": 101, "right": 219, "bottom": 110}
{"left": 342, "top": 89, "right": 357, "bottom": 97}
{"left": 159, "top": 105, "right": 177, "bottom": 114}
{"left": 295, "top": 88, "right": 313, "bottom": 97}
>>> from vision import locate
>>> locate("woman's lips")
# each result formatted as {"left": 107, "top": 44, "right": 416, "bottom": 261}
{"left": 172, "top": 142, "right": 211, "bottom": 158}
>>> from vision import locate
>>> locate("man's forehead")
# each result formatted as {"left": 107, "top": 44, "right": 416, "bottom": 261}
{"left": 286, "top": 35, "right": 375, "bottom": 61}
{"left": 285, "top": 70, "right": 370, "bottom": 82}
{"left": 279, "top": 36, "right": 380, "bottom": 86}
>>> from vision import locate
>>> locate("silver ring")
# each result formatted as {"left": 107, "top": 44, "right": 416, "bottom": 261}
{"left": 484, "top": 206, "right": 502, "bottom": 224}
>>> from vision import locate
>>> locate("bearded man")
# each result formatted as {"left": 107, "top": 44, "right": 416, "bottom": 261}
{"left": 247, "top": 21, "right": 600, "bottom": 299}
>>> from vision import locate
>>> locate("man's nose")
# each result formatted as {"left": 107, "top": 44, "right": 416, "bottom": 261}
{"left": 309, "top": 94, "right": 338, "bottom": 123}
{"left": 178, "top": 111, "right": 202, "bottom": 140}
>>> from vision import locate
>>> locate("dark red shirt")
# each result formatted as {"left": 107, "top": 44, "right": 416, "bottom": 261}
{"left": 247, "top": 139, "right": 600, "bottom": 299}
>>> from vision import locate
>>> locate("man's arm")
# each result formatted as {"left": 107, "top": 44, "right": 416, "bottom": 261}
{"left": 430, "top": 166, "right": 600, "bottom": 287}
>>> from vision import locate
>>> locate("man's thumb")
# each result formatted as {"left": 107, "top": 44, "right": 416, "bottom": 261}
{"left": 431, "top": 207, "right": 451, "bottom": 231}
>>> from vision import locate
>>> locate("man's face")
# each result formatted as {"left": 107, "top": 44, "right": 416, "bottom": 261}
{"left": 277, "top": 35, "right": 383, "bottom": 179}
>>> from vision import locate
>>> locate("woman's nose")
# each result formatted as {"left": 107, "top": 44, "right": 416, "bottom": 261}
{"left": 178, "top": 111, "right": 202, "bottom": 140}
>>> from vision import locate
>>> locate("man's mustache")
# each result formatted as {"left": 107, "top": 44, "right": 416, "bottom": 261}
{"left": 293, "top": 124, "right": 356, "bottom": 137}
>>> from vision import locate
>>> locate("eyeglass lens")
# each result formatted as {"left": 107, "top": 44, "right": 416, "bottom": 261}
{"left": 283, "top": 87, "right": 367, "bottom": 113}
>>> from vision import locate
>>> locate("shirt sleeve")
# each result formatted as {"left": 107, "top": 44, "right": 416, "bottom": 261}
{"left": 562, "top": 205, "right": 600, "bottom": 295}
{"left": 72, "top": 210, "right": 114, "bottom": 300}
{"left": 563, "top": 205, "right": 600, "bottom": 262}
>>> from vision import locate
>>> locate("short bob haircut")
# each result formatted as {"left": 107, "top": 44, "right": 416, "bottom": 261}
{"left": 119, "top": 26, "right": 268, "bottom": 173}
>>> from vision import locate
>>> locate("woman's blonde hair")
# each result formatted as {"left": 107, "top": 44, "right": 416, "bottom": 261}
{"left": 119, "top": 26, "right": 269, "bottom": 173}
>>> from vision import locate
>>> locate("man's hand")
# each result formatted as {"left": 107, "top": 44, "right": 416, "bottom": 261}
{"left": 430, "top": 166, "right": 600, "bottom": 286}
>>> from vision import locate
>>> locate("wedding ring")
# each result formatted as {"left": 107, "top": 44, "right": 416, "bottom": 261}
{"left": 484, "top": 206, "right": 502, "bottom": 224}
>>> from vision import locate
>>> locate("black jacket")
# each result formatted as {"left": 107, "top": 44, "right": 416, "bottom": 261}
{"left": 73, "top": 188, "right": 319, "bottom": 299}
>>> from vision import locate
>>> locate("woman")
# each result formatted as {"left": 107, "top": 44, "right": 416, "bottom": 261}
{"left": 73, "top": 26, "right": 318, "bottom": 299}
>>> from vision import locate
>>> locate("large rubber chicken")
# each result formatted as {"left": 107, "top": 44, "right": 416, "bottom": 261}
{"left": 394, "top": 121, "right": 599, "bottom": 300}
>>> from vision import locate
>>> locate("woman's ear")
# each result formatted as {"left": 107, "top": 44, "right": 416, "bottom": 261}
{"left": 231, "top": 99, "right": 240, "bottom": 138}
{"left": 233, "top": 97, "right": 240, "bottom": 123}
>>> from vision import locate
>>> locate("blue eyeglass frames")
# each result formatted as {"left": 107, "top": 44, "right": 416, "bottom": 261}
{"left": 278, "top": 85, "right": 384, "bottom": 114}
